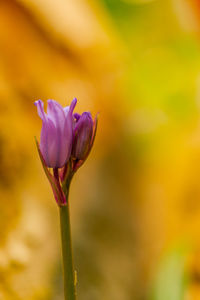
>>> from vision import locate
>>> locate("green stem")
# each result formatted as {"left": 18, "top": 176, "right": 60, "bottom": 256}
{"left": 59, "top": 201, "right": 76, "bottom": 300}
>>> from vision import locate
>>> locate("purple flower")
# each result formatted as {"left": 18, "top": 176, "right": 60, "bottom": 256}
{"left": 72, "top": 112, "right": 95, "bottom": 160}
{"left": 35, "top": 98, "right": 77, "bottom": 168}
{"left": 34, "top": 97, "right": 98, "bottom": 206}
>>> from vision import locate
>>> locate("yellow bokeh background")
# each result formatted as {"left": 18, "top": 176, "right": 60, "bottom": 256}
{"left": 1, "top": 0, "right": 200, "bottom": 299}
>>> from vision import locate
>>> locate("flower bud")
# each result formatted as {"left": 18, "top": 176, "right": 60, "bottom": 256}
{"left": 72, "top": 112, "right": 94, "bottom": 160}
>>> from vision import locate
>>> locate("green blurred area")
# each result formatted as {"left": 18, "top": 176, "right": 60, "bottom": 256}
{"left": 1, "top": 0, "right": 200, "bottom": 299}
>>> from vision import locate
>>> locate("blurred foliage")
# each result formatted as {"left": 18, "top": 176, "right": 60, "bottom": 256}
{"left": 150, "top": 244, "right": 188, "bottom": 300}
{"left": 1, "top": 0, "right": 200, "bottom": 299}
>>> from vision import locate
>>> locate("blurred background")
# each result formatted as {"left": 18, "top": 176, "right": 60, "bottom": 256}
{"left": 1, "top": 0, "right": 200, "bottom": 299}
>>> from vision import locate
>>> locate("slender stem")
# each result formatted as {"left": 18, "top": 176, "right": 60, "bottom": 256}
{"left": 59, "top": 201, "right": 76, "bottom": 299}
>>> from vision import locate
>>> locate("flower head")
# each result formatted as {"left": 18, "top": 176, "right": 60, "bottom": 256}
{"left": 34, "top": 97, "right": 98, "bottom": 206}
{"left": 34, "top": 98, "right": 77, "bottom": 168}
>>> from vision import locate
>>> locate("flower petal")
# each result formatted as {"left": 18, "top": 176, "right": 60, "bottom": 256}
{"left": 40, "top": 118, "right": 58, "bottom": 167}
{"left": 47, "top": 99, "right": 65, "bottom": 129}
{"left": 63, "top": 106, "right": 70, "bottom": 116}
{"left": 69, "top": 98, "right": 77, "bottom": 114}
{"left": 47, "top": 100, "right": 69, "bottom": 167}
{"left": 35, "top": 100, "right": 59, "bottom": 167}
{"left": 34, "top": 100, "right": 46, "bottom": 121}
{"left": 63, "top": 97, "right": 77, "bottom": 116}
{"left": 60, "top": 98, "right": 77, "bottom": 165}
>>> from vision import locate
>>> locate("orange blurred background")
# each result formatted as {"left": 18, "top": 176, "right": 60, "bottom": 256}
{"left": 1, "top": 0, "right": 200, "bottom": 299}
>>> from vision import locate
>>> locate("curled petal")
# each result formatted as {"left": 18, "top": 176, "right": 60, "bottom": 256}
{"left": 34, "top": 100, "right": 46, "bottom": 121}
{"left": 64, "top": 98, "right": 77, "bottom": 117}
{"left": 69, "top": 98, "right": 77, "bottom": 114}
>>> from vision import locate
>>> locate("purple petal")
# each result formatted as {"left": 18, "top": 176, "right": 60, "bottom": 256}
{"left": 63, "top": 106, "right": 70, "bottom": 116}
{"left": 47, "top": 100, "right": 68, "bottom": 167}
{"left": 63, "top": 98, "right": 77, "bottom": 116}
{"left": 61, "top": 98, "right": 77, "bottom": 164}
{"left": 34, "top": 100, "right": 46, "bottom": 121}
{"left": 69, "top": 98, "right": 77, "bottom": 114}
{"left": 35, "top": 100, "right": 58, "bottom": 167}
{"left": 40, "top": 118, "right": 58, "bottom": 167}
{"left": 47, "top": 100, "right": 65, "bottom": 129}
